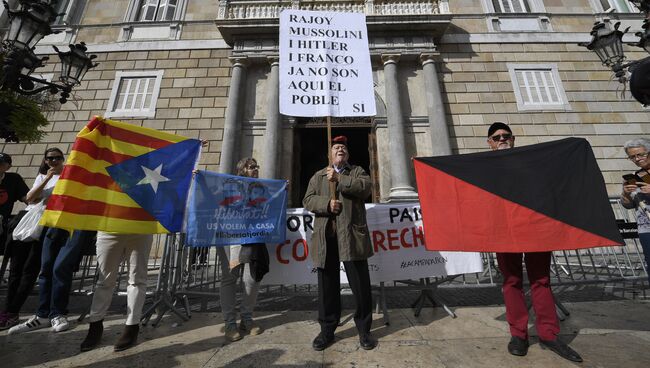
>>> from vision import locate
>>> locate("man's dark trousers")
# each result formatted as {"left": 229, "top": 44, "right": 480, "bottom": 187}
{"left": 317, "top": 234, "right": 372, "bottom": 336}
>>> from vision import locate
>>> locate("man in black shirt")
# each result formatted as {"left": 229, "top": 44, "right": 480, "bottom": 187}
{"left": 0, "top": 152, "right": 32, "bottom": 330}
{"left": 0, "top": 153, "right": 29, "bottom": 244}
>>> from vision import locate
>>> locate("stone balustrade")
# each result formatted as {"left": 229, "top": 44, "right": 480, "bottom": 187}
{"left": 217, "top": 0, "right": 450, "bottom": 19}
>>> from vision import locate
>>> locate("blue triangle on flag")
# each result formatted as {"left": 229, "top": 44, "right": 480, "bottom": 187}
{"left": 106, "top": 139, "right": 201, "bottom": 232}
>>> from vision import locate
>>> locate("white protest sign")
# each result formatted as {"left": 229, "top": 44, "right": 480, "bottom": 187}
{"left": 279, "top": 9, "right": 376, "bottom": 117}
{"left": 262, "top": 203, "right": 483, "bottom": 285}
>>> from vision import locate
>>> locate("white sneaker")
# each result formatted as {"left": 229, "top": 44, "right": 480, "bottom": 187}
{"left": 51, "top": 315, "right": 70, "bottom": 332}
{"left": 7, "top": 315, "right": 50, "bottom": 335}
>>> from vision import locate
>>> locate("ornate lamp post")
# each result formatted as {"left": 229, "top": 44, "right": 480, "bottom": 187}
{"left": 1, "top": 0, "right": 98, "bottom": 103}
{"left": 580, "top": 1, "right": 650, "bottom": 106}
{"left": 580, "top": 21, "right": 631, "bottom": 83}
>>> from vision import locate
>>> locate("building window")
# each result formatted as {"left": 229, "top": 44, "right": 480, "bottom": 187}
{"left": 53, "top": 0, "right": 70, "bottom": 25}
{"left": 106, "top": 71, "right": 164, "bottom": 118}
{"left": 483, "top": 0, "right": 550, "bottom": 32}
{"left": 599, "top": 0, "right": 636, "bottom": 12}
{"left": 121, "top": 0, "right": 186, "bottom": 40}
{"left": 33, "top": 0, "right": 85, "bottom": 44}
{"left": 138, "top": 0, "right": 178, "bottom": 21}
{"left": 492, "top": 0, "right": 530, "bottom": 13}
{"left": 508, "top": 64, "right": 570, "bottom": 111}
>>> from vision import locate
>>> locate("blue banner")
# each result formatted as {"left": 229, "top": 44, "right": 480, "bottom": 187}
{"left": 185, "top": 171, "right": 287, "bottom": 247}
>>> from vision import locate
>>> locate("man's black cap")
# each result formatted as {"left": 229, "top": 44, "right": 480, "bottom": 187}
{"left": 0, "top": 153, "right": 12, "bottom": 165}
{"left": 487, "top": 122, "right": 512, "bottom": 137}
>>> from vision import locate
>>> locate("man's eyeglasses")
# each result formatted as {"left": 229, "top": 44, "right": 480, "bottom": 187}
{"left": 628, "top": 152, "right": 650, "bottom": 161}
{"left": 247, "top": 165, "right": 260, "bottom": 170}
{"left": 489, "top": 133, "right": 513, "bottom": 142}
{"left": 45, "top": 156, "right": 64, "bottom": 161}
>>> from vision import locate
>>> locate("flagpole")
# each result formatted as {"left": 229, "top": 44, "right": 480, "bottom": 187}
{"left": 327, "top": 116, "right": 337, "bottom": 201}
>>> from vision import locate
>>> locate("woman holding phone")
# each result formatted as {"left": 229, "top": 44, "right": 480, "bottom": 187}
{"left": 621, "top": 138, "right": 650, "bottom": 283}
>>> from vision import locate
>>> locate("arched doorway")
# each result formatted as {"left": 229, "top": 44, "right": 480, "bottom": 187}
{"left": 291, "top": 117, "right": 379, "bottom": 207}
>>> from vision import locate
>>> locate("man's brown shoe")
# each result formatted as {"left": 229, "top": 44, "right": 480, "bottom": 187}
{"left": 80, "top": 320, "right": 104, "bottom": 352}
{"left": 114, "top": 324, "right": 139, "bottom": 352}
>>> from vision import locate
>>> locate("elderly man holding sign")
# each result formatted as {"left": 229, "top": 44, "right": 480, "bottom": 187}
{"left": 303, "top": 135, "right": 376, "bottom": 351}
{"left": 280, "top": 8, "right": 377, "bottom": 351}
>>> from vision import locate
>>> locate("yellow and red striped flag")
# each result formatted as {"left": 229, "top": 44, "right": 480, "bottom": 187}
{"left": 40, "top": 116, "right": 201, "bottom": 234}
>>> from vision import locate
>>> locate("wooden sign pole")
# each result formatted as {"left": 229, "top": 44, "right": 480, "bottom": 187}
{"left": 327, "top": 116, "right": 337, "bottom": 201}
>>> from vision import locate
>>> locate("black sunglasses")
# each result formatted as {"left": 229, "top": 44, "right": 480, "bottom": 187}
{"left": 45, "top": 156, "right": 64, "bottom": 161}
{"left": 490, "top": 133, "right": 513, "bottom": 142}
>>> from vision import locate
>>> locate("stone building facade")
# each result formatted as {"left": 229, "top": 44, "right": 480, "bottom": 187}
{"left": 1, "top": 0, "right": 650, "bottom": 207}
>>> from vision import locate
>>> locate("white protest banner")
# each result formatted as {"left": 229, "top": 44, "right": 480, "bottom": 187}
{"left": 279, "top": 9, "right": 376, "bottom": 117}
{"left": 262, "top": 203, "right": 483, "bottom": 285}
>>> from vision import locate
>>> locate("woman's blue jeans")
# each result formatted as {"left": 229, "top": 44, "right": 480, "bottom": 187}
{"left": 36, "top": 229, "right": 92, "bottom": 318}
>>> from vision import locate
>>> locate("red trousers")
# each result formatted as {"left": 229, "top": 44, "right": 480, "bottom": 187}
{"left": 496, "top": 252, "right": 560, "bottom": 341}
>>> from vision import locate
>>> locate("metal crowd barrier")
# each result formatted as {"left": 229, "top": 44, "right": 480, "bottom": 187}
{"left": 184, "top": 199, "right": 645, "bottom": 318}
{"left": 0, "top": 199, "right": 647, "bottom": 325}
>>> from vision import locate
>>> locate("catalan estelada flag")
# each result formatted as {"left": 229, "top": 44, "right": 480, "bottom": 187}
{"left": 40, "top": 117, "right": 201, "bottom": 234}
{"left": 413, "top": 138, "right": 623, "bottom": 252}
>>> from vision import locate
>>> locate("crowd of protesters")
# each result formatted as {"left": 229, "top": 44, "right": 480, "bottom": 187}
{"left": 0, "top": 129, "right": 648, "bottom": 363}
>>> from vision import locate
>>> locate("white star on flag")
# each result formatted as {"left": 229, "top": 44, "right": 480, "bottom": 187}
{"left": 136, "top": 164, "right": 170, "bottom": 193}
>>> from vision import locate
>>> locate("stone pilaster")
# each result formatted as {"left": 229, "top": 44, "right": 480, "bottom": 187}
{"left": 420, "top": 53, "right": 452, "bottom": 156}
{"left": 261, "top": 56, "right": 281, "bottom": 179}
{"left": 219, "top": 56, "right": 249, "bottom": 174}
{"left": 382, "top": 54, "right": 417, "bottom": 202}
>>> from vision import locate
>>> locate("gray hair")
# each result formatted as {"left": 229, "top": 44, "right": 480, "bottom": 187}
{"left": 235, "top": 157, "right": 257, "bottom": 177}
{"left": 623, "top": 138, "right": 650, "bottom": 153}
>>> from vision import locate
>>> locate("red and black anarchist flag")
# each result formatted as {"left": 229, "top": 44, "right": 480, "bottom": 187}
{"left": 413, "top": 138, "right": 623, "bottom": 253}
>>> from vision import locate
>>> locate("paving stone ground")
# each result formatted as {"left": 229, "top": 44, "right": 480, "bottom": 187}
{"left": 1, "top": 280, "right": 648, "bottom": 367}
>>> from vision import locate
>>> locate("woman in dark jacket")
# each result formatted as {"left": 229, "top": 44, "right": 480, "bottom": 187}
{"left": 620, "top": 138, "right": 650, "bottom": 283}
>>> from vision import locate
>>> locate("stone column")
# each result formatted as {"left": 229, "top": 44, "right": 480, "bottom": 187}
{"left": 261, "top": 56, "right": 281, "bottom": 179}
{"left": 382, "top": 54, "right": 417, "bottom": 201}
{"left": 219, "top": 56, "right": 249, "bottom": 174}
{"left": 420, "top": 53, "right": 452, "bottom": 156}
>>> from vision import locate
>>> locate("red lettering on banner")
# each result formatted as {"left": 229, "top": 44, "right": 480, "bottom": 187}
{"left": 277, "top": 239, "right": 310, "bottom": 264}
{"left": 292, "top": 239, "right": 308, "bottom": 261}
{"left": 413, "top": 226, "right": 425, "bottom": 247}
{"left": 400, "top": 228, "right": 412, "bottom": 248}
{"left": 372, "top": 231, "right": 387, "bottom": 253}
{"left": 372, "top": 226, "right": 426, "bottom": 253}
{"left": 277, "top": 240, "right": 290, "bottom": 264}
{"left": 387, "top": 229, "right": 400, "bottom": 250}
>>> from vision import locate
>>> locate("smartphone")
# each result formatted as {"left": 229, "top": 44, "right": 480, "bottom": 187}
{"left": 623, "top": 174, "right": 645, "bottom": 186}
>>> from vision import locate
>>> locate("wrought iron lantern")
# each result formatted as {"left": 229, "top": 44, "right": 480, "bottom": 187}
{"left": 580, "top": 2, "right": 650, "bottom": 106}
{"left": 581, "top": 21, "right": 628, "bottom": 68}
{"left": 1, "top": 0, "right": 98, "bottom": 103}
{"left": 580, "top": 21, "right": 632, "bottom": 83}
